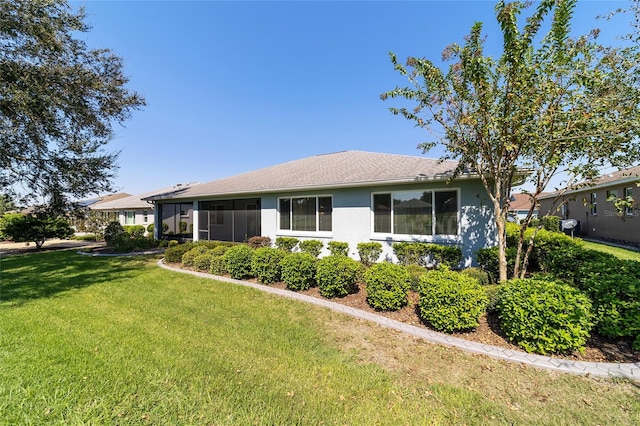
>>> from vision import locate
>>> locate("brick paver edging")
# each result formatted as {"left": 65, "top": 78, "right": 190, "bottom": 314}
{"left": 158, "top": 260, "right": 640, "bottom": 380}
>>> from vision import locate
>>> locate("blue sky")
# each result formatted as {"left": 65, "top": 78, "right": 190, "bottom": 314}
{"left": 72, "top": 0, "right": 631, "bottom": 196}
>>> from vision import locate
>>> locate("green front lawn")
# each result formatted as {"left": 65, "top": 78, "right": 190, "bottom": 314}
{"left": 1, "top": 251, "right": 639, "bottom": 424}
{"left": 581, "top": 240, "right": 640, "bottom": 262}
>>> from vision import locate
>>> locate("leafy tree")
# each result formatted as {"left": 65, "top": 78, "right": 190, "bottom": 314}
{"left": 382, "top": 0, "right": 640, "bottom": 281}
{"left": 2, "top": 213, "right": 73, "bottom": 248}
{"left": 0, "top": 0, "right": 145, "bottom": 206}
{"left": 0, "top": 194, "right": 16, "bottom": 214}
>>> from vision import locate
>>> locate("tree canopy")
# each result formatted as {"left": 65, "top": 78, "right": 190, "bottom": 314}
{"left": 0, "top": 0, "right": 145, "bottom": 206}
{"left": 382, "top": 0, "right": 640, "bottom": 281}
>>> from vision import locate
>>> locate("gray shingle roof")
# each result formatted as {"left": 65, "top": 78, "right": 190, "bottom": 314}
{"left": 92, "top": 183, "right": 198, "bottom": 210}
{"left": 539, "top": 164, "right": 640, "bottom": 199}
{"left": 146, "top": 151, "right": 464, "bottom": 201}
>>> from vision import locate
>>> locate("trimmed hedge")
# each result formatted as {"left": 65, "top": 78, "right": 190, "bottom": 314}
{"left": 496, "top": 278, "right": 593, "bottom": 355}
{"left": 280, "top": 252, "right": 317, "bottom": 291}
{"left": 405, "top": 264, "right": 427, "bottom": 292}
{"left": 364, "top": 263, "right": 411, "bottom": 311}
{"left": 393, "top": 242, "right": 462, "bottom": 268}
{"left": 275, "top": 237, "right": 299, "bottom": 252}
{"left": 417, "top": 267, "right": 488, "bottom": 333}
{"left": 316, "top": 255, "right": 361, "bottom": 298}
{"left": 476, "top": 247, "right": 516, "bottom": 283}
{"left": 299, "top": 239, "right": 324, "bottom": 258}
{"left": 357, "top": 242, "right": 382, "bottom": 267}
{"left": 460, "top": 267, "right": 490, "bottom": 286}
{"left": 251, "top": 247, "right": 286, "bottom": 284}
{"left": 328, "top": 241, "right": 349, "bottom": 257}
{"left": 247, "top": 236, "right": 272, "bottom": 248}
{"left": 182, "top": 246, "right": 210, "bottom": 267}
{"left": 223, "top": 245, "right": 255, "bottom": 279}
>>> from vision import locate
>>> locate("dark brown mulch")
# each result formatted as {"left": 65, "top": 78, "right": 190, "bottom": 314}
{"left": 265, "top": 281, "right": 639, "bottom": 364}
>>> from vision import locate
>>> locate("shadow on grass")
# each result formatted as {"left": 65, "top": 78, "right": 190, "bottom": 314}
{"left": 0, "top": 250, "right": 155, "bottom": 307}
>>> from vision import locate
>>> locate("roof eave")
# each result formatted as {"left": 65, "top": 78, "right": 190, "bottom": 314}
{"left": 145, "top": 173, "right": 481, "bottom": 202}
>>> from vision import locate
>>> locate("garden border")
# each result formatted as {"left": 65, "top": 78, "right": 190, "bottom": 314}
{"left": 158, "top": 259, "right": 640, "bottom": 380}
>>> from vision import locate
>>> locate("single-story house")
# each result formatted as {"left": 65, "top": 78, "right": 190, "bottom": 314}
{"left": 143, "top": 151, "right": 497, "bottom": 266}
{"left": 538, "top": 165, "right": 640, "bottom": 243}
{"left": 71, "top": 192, "right": 131, "bottom": 231}
{"left": 508, "top": 192, "right": 540, "bottom": 223}
{"left": 90, "top": 183, "right": 198, "bottom": 233}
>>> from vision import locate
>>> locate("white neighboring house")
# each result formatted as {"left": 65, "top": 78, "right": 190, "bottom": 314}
{"left": 89, "top": 184, "right": 199, "bottom": 233}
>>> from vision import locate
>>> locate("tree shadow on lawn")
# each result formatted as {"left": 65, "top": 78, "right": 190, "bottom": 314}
{"left": 0, "top": 251, "right": 153, "bottom": 307}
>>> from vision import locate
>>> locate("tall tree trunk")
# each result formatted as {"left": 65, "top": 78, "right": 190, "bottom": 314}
{"left": 494, "top": 199, "right": 508, "bottom": 282}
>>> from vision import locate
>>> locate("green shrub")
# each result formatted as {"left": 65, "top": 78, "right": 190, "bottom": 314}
{"left": 210, "top": 245, "right": 230, "bottom": 257}
{"left": 193, "top": 252, "right": 215, "bottom": 271}
{"left": 573, "top": 258, "right": 640, "bottom": 344}
{"left": 417, "top": 267, "right": 488, "bottom": 333}
{"left": 405, "top": 264, "right": 427, "bottom": 292}
{"left": 393, "top": 242, "right": 429, "bottom": 266}
{"left": 364, "top": 263, "right": 411, "bottom": 311}
{"left": 104, "top": 221, "right": 126, "bottom": 247}
{"left": 182, "top": 246, "right": 210, "bottom": 267}
{"left": 280, "top": 252, "right": 317, "bottom": 291}
{"left": 328, "top": 241, "right": 349, "bottom": 257}
{"left": 164, "top": 242, "right": 197, "bottom": 263}
{"left": 460, "top": 267, "right": 490, "bottom": 286}
{"left": 299, "top": 239, "right": 324, "bottom": 258}
{"left": 275, "top": 237, "right": 299, "bottom": 252}
{"left": 357, "top": 242, "right": 382, "bottom": 267}
{"left": 168, "top": 240, "right": 178, "bottom": 248}
{"left": 109, "top": 236, "right": 158, "bottom": 253}
{"left": 179, "top": 221, "right": 188, "bottom": 233}
{"left": 247, "top": 236, "right": 272, "bottom": 248}
{"left": 146, "top": 223, "right": 154, "bottom": 234}
{"left": 251, "top": 247, "right": 286, "bottom": 284}
{"left": 124, "top": 225, "right": 145, "bottom": 238}
{"left": 316, "top": 255, "right": 361, "bottom": 298}
{"left": 162, "top": 222, "right": 169, "bottom": 233}
{"left": 476, "top": 246, "right": 516, "bottom": 282}
{"left": 210, "top": 256, "right": 227, "bottom": 275}
{"left": 223, "top": 245, "right": 255, "bottom": 279}
{"left": 496, "top": 278, "right": 593, "bottom": 355}
{"left": 392, "top": 242, "right": 461, "bottom": 268}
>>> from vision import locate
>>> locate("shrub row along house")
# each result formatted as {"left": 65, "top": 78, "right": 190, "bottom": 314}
{"left": 142, "top": 151, "right": 496, "bottom": 266}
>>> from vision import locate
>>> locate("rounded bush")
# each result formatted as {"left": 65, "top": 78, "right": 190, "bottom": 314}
{"left": 247, "top": 236, "right": 272, "bottom": 248}
{"left": 364, "top": 263, "right": 411, "bottom": 311}
{"left": 275, "top": 237, "right": 299, "bottom": 252}
{"left": 223, "top": 245, "right": 255, "bottom": 279}
{"left": 328, "top": 241, "right": 349, "bottom": 257}
{"left": 460, "top": 267, "right": 490, "bottom": 286}
{"left": 357, "top": 242, "right": 382, "bottom": 267}
{"left": 280, "top": 252, "right": 317, "bottom": 291}
{"left": 193, "top": 252, "right": 215, "bottom": 271}
{"left": 299, "top": 239, "right": 324, "bottom": 258}
{"left": 164, "top": 242, "right": 195, "bottom": 262}
{"left": 182, "top": 246, "right": 210, "bottom": 267}
{"left": 104, "top": 221, "right": 126, "bottom": 247}
{"left": 496, "top": 278, "right": 593, "bottom": 355}
{"left": 251, "top": 247, "right": 286, "bottom": 284}
{"left": 316, "top": 255, "right": 361, "bottom": 298}
{"left": 417, "top": 267, "right": 488, "bottom": 333}
{"left": 146, "top": 223, "right": 154, "bottom": 234}
{"left": 209, "top": 256, "right": 227, "bottom": 275}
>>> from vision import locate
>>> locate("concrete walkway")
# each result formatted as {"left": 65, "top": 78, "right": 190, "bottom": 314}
{"left": 158, "top": 260, "right": 640, "bottom": 380}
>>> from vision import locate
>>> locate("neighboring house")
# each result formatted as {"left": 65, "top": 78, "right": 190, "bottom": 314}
{"left": 72, "top": 192, "right": 131, "bottom": 231}
{"left": 90, "top": 184, "right": 198, "bottom": 232}
{"left": 538, "top": 165, "right": 640, "bottom": 243}
{"left": 144, "top": 151, "right": 497, "bottom": 266}
{"left": 508, "top": 192, "right": 539, "bottom": 223}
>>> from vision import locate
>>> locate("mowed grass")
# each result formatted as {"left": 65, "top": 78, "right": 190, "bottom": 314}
{"left": 581, "top": 240, "right": 640, "bottom": 262}
{"left": 1, "top": 252, "right": 639, "bottom": 425}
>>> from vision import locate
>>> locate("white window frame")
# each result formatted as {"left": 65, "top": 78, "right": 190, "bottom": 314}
{"left": 277, "top": 195, "right": 333, "bottom": 237}
{"left": 371, "top": 188, "right": 460, "bottom": 239}
{"left": 124, "top": 210, "right": 135, "bottom": 225}
{"left": 625, "top": 187, "right": 634, "bottom": 216}
{"left": 591, "top": 192, "right": 597, "bottom": 216}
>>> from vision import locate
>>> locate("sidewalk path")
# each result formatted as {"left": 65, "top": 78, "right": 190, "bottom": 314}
{"left": 158, "top": 260, "right": 640, "bottom": 380}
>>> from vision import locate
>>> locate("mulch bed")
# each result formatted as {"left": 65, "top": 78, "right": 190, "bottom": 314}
{"left": 262, "top": 280, "right": 639, "bottom": 364}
